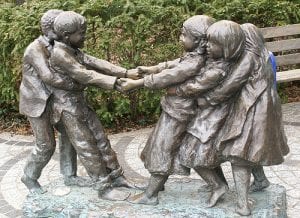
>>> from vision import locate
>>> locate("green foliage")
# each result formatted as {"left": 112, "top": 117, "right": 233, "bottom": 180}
{"left": 0, "top": 0, "right": 299, "bottom": 128}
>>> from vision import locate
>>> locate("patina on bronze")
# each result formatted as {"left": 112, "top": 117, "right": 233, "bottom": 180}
{"left": 20, "top": 10, "right": 289, "bottom": 216}
{"left": 20, "top": 10, "right": 139, "bottom": 200}
{"left": 118, "top": 19, "right": 289, "bottom": 216}
{"left": 20, "top": 9, "right": 88, "bottom": 194}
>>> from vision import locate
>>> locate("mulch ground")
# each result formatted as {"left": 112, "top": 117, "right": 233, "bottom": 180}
{"left": 281, "top": 81, "right": 300, "bottom": 102}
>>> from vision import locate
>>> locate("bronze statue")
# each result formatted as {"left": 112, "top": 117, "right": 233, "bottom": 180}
{"left": 176, "top": 21, "right": 288, "bottom": 216}
{"left": 20, "top": 9, "right": 89, "bottom": 194}
{"left": 118, "top": 19, "right": 289, "bottom": 216}
{"left": 20, "top": 9, "right": 289, "bottom": 216}
{"left": 117, "top": 15, "right": 229, "bottom": 206}
{"left": 21, "top": 10, "right": 139, "bottom": 199}
{"left": 48, "top": 11, "right": 142, "bottom": 199}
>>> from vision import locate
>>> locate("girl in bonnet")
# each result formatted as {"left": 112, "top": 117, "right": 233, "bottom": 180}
{"left": 176, "top": 20, "right": 246, "bottom": 210}
{"left": 177, "top": 21, "right": 288, "bottom": 216}
{"left": 117, "top": 15, "right": 228, "bottom": 205}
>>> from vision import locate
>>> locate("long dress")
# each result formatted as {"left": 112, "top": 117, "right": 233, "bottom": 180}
{"left": 179, "top": 43, "right": 289, "bottom": 169}
{"left": 175, "top": 60, "right": 232, "bottom": 169}
{"left": 216, "top": 53, "right": 289, "bottom": 166}
{"left": 142, "top": 58, "right": 230, "bottom": 174}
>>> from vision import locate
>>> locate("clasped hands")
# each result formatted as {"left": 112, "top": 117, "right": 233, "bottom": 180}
{"left": 116, "top": 66, "right": 156, "bottom": 93}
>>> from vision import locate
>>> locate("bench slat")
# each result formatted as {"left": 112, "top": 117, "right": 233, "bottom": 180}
{"left": 260, "top": 24, "right": 300, "bottom": 83}
{"left": 265, "top": 38, "right": 300, "bottom": 52}
{"left": 277, "top": 69, "right": 300, "bottom": 83}
{"left": 261, "top": 24, "right": 300, "bottom": 39}
{"left": 276, "top": 53, "right": 300, "bottom": 67}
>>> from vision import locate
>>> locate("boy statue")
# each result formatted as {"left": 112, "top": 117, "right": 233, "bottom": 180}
{"left": 20, "top": 9, "right": 88, "bottom": 194}
{"left": 48, "top": 11, "right": 139, "bottom": 199}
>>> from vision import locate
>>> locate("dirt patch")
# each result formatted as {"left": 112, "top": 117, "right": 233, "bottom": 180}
{"left": 0, "top": 113, "right": 155, "bottom": 136}
{"left": 281, "top": 81, "right": 300, "bottom": 103}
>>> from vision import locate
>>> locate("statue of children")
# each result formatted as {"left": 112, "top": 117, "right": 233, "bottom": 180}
{"left": 177, "top": 21, "right": 289, "bottom": 216}
{"left": 20, "top": 9, "right": 89, "bottom": 194}
{"left": 117, "top": 15, "right": 229, "bottom": 205}
{"left": 175, "top": 20, "right": 246, "bottom": 209}
{"left": 240, "top": 23, "right": 271, "bottom": 193}
{"left": 47, "top": 11, "right": 139, "bottom": 199}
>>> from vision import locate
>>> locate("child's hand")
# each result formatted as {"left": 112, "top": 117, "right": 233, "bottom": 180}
{"left": 137, "top": 66, "right": 157, "bottom": 75}
{"left": 115, "top": 78, "right": 127, "bottom": 93}
{"left": 116, "top": 78, "right": 142, "bottom": 92}
{"left": 126, "top": 69, "right": 140, "bottom": 80}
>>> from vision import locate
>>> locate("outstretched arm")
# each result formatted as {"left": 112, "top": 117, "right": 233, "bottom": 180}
{"left": 174, "top": 68, "right": 227, "bottom": 97}
{"left": 138, "top": 58, "right": 181, "bottom": 75}
{"left": 143, "top": 56, "right": 204, "bottom": 89}
{"left": 173, "top": 52, "right": 254, "bottom": 105}
{"left": 117, "top": 57, "right": 203, "bottom": 92}
{"left": 50, "top": 47, "right": 117, "bottom": 90}
{"left": 82, "top": 53, "right": 127, "bottom": 78}
{"left": 82, "top": 53, "right": 140, "bottom": 79}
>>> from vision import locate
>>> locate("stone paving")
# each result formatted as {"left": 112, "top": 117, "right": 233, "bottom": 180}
{"left": 0, "top": 102, "right": 299, "bottom": 218}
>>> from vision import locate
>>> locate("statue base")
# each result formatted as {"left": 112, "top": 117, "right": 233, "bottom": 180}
{"left": 23, "top": 178, "right": 287, "bottom": 217}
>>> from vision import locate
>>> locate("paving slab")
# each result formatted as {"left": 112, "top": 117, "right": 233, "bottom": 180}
{"left": 0, "top": 102, "right": 299, "bottom": 217}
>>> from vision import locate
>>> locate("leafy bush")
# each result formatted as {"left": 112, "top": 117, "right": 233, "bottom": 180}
{"left": 0, "top": 0, "right": 299, "bottom": 129}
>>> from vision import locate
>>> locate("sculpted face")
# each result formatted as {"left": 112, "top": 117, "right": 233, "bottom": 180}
{"left": 180, "top": 27, "right": 198, "bottom": 52}
{"left": 68, "top": 26, "right": 86, "bottom": 48}
{"left": 46, "top": 29, "right": 58, "bottom": 42}
{"left": 206, "top": 38, "right": 223, "bottom": 59}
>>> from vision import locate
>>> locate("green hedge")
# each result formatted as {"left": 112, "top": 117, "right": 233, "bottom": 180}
{"left": 0, "top": 0, "right": 299, "bottom": 128}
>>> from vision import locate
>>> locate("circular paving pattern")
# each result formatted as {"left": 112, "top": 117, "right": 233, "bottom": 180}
{"left": 0, "top": 102, "right": 299, "bottom": 217}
